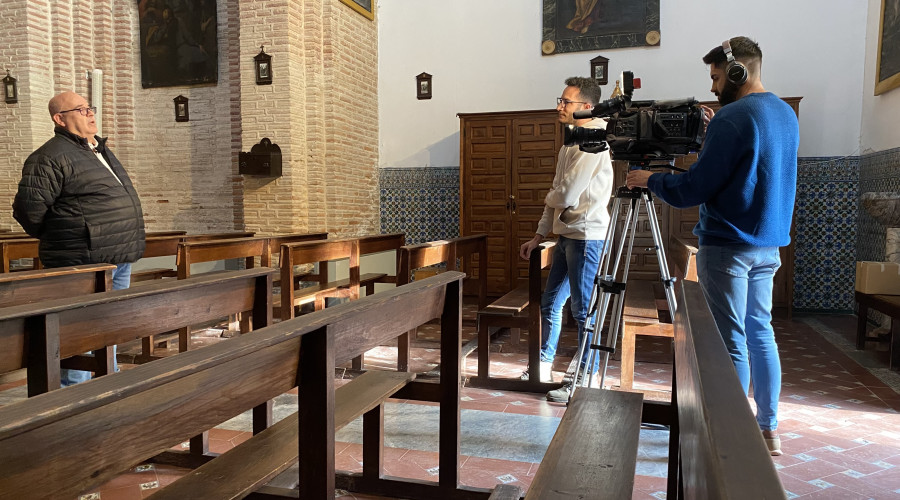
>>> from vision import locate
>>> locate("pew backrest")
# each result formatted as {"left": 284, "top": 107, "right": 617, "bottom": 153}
{"left": 280, "top": 238, "right": 360, "bottom": 320}
{"left": 0, "top": 239, "right": 40, "bottom": 273}
{"left": 674, "top": 280, "right": 785, "bottom": 499}
{"left": 0, "top": 264, "right": 114, "bottom": 307}
{"left": 398, "top": 234, "right": 488, "bottom": 309}
{"left": 0, "top": 268, "right": 275, "bottom": 395}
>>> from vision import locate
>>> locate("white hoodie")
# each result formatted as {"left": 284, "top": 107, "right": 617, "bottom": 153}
{"left": 535, "top": 118, "right": 613, "bottom": 240}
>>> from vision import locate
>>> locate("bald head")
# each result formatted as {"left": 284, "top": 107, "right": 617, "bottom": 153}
{"left": 48, "top": 91, "right": 97, "bottom": 139}
{"left": 48, "top": 91, "right": 84, "bottom": 118}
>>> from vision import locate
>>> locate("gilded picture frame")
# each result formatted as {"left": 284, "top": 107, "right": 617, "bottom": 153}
{"left": 541, "top": 0, "right": 660, "bottom": 56}
{"left": 339, "top": 0, "right": 374, "bottom": 20}
{"left": 875, "top": 0, "right": 900, "bottom": 95}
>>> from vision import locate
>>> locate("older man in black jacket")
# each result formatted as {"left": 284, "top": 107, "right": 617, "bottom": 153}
{"left": 13, "top": 91, "right": 145, "bottom": 386}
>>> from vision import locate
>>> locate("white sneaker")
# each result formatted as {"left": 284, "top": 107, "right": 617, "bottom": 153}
{"left": 519, "top": 361, "right": 553, "bottom": 382}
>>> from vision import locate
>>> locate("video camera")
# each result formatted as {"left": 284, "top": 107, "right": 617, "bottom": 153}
{"left": 565, "top": 71, "right": 706, "bottom": 163}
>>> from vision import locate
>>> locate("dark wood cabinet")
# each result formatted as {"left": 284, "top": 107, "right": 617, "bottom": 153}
{"left": 459, "top": 109, "right": 562, "bottom": 295}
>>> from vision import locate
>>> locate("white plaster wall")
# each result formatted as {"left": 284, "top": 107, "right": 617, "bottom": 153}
{"left": 378, "top": 0, "right": 867, "bottom": 166}
{"left": 861, "top": 0, "right": 900, "bottom": 154}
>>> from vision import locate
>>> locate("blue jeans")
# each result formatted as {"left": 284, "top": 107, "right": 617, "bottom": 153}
{"left": 60, "top": 262, "right": 132, "bottom": 387}
{"left": 697, "top": 245, "right": 781, "bottom": 431}
{"left": 539, "top": 236, "right": 604, "bottom": 374}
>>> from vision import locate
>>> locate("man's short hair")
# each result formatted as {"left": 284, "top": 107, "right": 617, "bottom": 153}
{"left": 565, "top": 76, "right": 603, "bottom": 105}
{"left": 702, "top": 36, "right": 762, "bottom": 67}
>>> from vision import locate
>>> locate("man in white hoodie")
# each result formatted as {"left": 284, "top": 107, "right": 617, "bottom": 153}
{"left": 519, "top": 77, "right": 613, "bottom": 402}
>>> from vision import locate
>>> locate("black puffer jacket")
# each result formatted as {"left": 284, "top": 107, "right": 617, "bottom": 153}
{"left": 13, "top": 128, "right": 146, "bottom": 267}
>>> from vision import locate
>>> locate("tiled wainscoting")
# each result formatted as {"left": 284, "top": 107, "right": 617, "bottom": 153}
{"left": 380, "top": 149, "right": 900, "bottom": 312}
{"left": 379, "top": 167, "right": 459, "bottom": 244}
{"left": 794, "top": 156, "right": 860, "bottom": 311}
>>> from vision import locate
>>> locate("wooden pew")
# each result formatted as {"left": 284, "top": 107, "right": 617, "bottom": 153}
{"left": 0, "top": 238, "right": 40, "bottom": 273}
{"left": 0, "top": 267, "right": 275, "bottom": 463}
{"left": 855, "top": 292, "right": 900, "bottom": 370}
{"left": 357, "top": 232, "right": 405, "bottom": 295}
{"left": 0, "top": 272, "right": 473, "bottom": 500}
{"left": 0, "top": 264, "right": 115, "bottom": 385}
{"left": 133, "top": 231, "right": 258, "bottom": 283}
{"left": 395, "top": 234, "right": 488, "bottom": 371}
{"left": 279, "top": 238, "right": 361, "bottom": 320}
{"left": 668, "top": 280, "right": 786, "bottom": 499}
{"left": 0, "top": 267, "right": 274, "bottom": 397}
{"left": 618, "top": 235, "right": 699, "bottom": 393}
{"left": 136, "top": 233, "right": 325, "bottom": 359}
{"left": 525, "top": 387, "right": 643, "bottom": 499}
{"left": 470, "top": 241, "right": 558, "bottom": 393}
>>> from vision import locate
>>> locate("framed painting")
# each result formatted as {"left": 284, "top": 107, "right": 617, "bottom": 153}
{"left": 541, "top": 0, "right": 660, "bottom": 55}
{"left": 875, "top": 0, "right": 900, "bottom": 95}
{"left": 137, "top": 0, "right": 219, "bottom": 88}
{"left": 339, "top": 0, "right": 374, "bottom": 20}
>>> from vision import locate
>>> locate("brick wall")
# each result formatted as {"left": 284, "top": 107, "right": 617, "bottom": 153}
{"left": 0, "top": 0, "right": 379, "bottom": 238}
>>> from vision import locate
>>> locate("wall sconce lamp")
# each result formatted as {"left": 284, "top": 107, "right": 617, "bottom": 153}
{"left": 3, "top": 70, "right": 17, "bottom": 104}
{"left": 589, "top": 55, "right": 609, "bottom": 85}
{"left": 416, "top": 72, "right": 432, "bottom": 100}
{"left": 173, "top": 95, "right": 189, "bottom": 122}
{"left": 255, "top": 46, "right": 273, "bottom": 85}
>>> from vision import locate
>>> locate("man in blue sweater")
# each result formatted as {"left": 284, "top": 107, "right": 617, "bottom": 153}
{"left": 626, "top": 36, "right": 799, "bottom": 456}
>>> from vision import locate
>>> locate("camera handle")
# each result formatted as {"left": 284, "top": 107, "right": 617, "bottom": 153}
{"left": 566, "top": 175, "right": 678, "bottom": 397}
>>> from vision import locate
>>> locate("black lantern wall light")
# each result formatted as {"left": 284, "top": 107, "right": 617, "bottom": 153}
{"left": 3, "top": 69, "right": 17, "bottom": 104}
{"left": 255, "top": 46, "right": 273, "bottom": 85}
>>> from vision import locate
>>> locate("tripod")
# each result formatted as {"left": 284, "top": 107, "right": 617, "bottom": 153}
{"left": 568, "top": 169, "right": 678, "bottom": 398}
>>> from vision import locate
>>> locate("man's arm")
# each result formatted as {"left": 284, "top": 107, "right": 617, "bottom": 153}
{"left": 520, "top": 204, "right": 554, "bottom": 260}
{"left": 628, "top": 117, "right": 742, "bottom": 208}
{"left": 13, "top": 155, "right": 63, "bottom": 237}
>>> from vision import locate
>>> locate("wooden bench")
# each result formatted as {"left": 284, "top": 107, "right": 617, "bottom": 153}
{"left": 0, "top": 267, "right": 273, "bottom": 396}
{"left": 471, "top": 241, "right": 557, "bottom": 393}
{"left": 395, "top": 234, "right": 488, "bottom": 371}
{"left": 279, "top": 238, "right": 361, "bottom": 320}
{"left": 0, "top": 238, "right": 40, "bottom": 272}
{"left": 284, "top": 232, "right": 406, "bottom": 305}
{"left": 0, "top": 267, "right": 275, "bottom": 462}
{"left": 0, "top": 263, "right": 116, "bottom": 385}
{"left": 135, "top": 232, "right": 326, "bottom": 359}
{"left": 132, "top": 231, "right": 258, "bottom": 283}
{"left": 0, "top": 272, "right": 476, "bottom": 499}
{"left": 855, "top": 291, "right": 900, "bottom": 370}
{"left": 525, "top": 387, "right": 643, "bottom": 499}
{"left": 618, "top": 235, "right": 698, "bottom": 393}
{"left": 668, "top": 280, "right": 786, "bottom": 498}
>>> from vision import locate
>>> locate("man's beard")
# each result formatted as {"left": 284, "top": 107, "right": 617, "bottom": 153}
{"left": 717, "top": 81, "right": 740, "bottom": 106}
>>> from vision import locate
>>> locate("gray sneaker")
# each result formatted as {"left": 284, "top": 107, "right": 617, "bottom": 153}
{"left": 546, "top": 370, "right": 595, "bottom": 402}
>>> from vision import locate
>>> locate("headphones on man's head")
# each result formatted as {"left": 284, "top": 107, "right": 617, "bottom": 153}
{"left": 721, "top": 39, "right": 748, "bottom": 86}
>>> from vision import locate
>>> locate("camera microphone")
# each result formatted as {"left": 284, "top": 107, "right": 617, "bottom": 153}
{"left": 573, "top": 109, "right": 593, "bottom": 119}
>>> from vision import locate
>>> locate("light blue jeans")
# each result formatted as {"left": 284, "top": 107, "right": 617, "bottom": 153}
{"left": 60, "top": 262, "right": 132, "bottom": 387}
{"left": 539, "top": 236, "right": 604, "bottom": 374}
{"left": 697, "top": 245, "right": 781, "bottom": 431}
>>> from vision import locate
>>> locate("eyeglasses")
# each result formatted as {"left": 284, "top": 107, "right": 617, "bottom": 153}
{"left": 557, "top": 97, "right": 586, "bottom": 107}
{"left": 58, "top": 106, "right": 97, "bottom": 117}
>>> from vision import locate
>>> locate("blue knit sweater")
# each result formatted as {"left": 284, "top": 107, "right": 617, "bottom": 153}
{"left": 647, "top": 92, "right": 799, "bottom": 247}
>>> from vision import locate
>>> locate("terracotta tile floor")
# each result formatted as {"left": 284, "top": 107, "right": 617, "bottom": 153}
{"left": 2, "top": 305, "right": 899, "bottom": 500}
